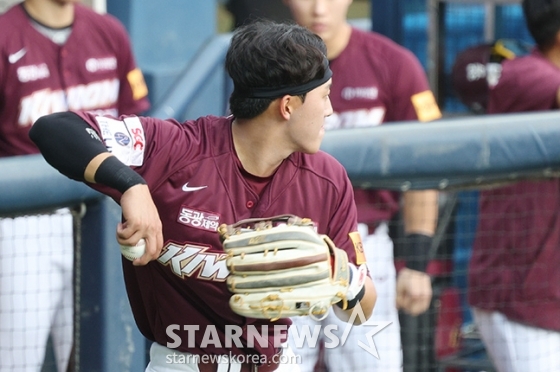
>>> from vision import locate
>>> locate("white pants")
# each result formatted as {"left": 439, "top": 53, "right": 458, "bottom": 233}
{"left": 289, "top": 223, "right": 402, "bottom": 371}
{"left": 0, "top": 211, "right": 74, "bottom": 372}
{"left": 473, "top": 308, "right": 560, "bottom": 372}
{"left": 146, "top": 342, "right": 301, "bottom": 372}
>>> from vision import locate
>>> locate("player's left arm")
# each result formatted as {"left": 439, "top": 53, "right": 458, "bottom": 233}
{"left": 108, "top": 15, "right": 150, "bottom": 114}
{"left": 393, "top": 51, "right": 441, "bottom": 315}
{"left": 326, "top": 172, "right": 377, "bottom": 324}
{"left": 29, "top": 111, "right": 163, "bottom": 265}
{"left": 333, "top": 275, "right": 376, "bottom": 324}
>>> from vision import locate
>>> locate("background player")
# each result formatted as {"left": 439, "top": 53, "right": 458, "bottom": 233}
{"left": 284, "top": 0, "right": 441, "bottom": 370}
{"left": 468, "top": 0, "right": 560, "bottom": 370}
{"left": 29, "top": 20, "right": 377, "bottom": 372}
{"left": 223, "top": 0, "right": 292, "bottom": 29}
{"left": 0, "top": 0, "right": 149, "bottom": 370}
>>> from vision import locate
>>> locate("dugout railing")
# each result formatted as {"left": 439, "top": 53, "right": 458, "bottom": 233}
{"left": 3, "top": 111, "right": 560, "bottom": 370}
{"left": 0, "top": 155, "right": 148, "bottom": 371}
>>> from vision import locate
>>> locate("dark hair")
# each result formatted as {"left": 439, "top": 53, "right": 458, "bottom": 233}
{"left": 522, "top": 0, "right": 560, "bottom": 49}
{"left": 225, "top": 20, "right": 328, "bottom": 119}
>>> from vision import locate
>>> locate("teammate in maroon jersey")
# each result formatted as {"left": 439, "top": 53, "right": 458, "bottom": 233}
{"left": 468, "top": 1, "right": 560, "bottom": 370}
{"left": 29, "top": 21, "right": 377, "bottom": 372}
{"left": 284, "top": 0, "right": 441, "bottom": 370}
{"left": 0, "top": 0, "right": 149, "bottom": 370}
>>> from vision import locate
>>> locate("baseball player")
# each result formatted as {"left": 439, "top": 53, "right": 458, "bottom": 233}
{"left": 0, "top": 1, "right": 149, "bottom": 371}
{"left": 29, "top": 21, "right": 377, "bottom": 372}
{"left": 284, "top": 0, "right": 441, "bottom": 371}
{"left": 468, "top": 1, "right": 560, "bottom": 371}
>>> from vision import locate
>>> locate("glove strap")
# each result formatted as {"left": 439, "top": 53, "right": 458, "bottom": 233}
{"left": 336, "top": 263, "right": 367, "bottom": 310}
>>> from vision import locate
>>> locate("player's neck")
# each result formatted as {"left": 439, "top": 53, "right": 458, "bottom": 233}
{"left": 23, "top": 0, "right": 74, "bottom": 29}
{"left": 543, "top": 44, "right": 560, "bottom": 70}
{"left": 324, "top": 23, "right": 352, "bottom": 60}
{"left": 232, "top": 118, "right": 290, "bottom": 178}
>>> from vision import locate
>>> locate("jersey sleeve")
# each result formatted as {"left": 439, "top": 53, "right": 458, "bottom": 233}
{"left": 104, "top": 15, "right": 151, "bottom": 115}
{"left": 75, "top": 111, "right": 184, "bottom": 200}
{"left": 325, "top": 164, "right": 365, "bottom": 266}
{"left": 388, "top": 48, "right": 441, "bottom": 123}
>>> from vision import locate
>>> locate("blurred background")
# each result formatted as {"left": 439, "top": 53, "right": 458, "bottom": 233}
{"left": 0, "top": 1, "right": 539, "bottom": 371}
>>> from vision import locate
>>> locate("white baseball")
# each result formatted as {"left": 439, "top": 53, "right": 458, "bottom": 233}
{"left": 120, "top": 238, "right": 146, "bottom": 261}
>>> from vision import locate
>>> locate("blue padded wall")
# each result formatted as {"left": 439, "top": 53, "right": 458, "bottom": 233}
{"left": 107, "top": 0, "right": 220, "bottom": 117}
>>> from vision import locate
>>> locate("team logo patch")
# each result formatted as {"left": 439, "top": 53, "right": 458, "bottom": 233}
{"left": 177, "top": 207, "right": 220, "bottom": 232}
{"left": 127, "top": 68, "right": 149, "bottom": 100}
{"left": 114, "top": 132, "right": 131, "bottom": 146}
{"left": 95, "top": 116, "right": 145, "bottom": 166}
{"left": 349, "top": 231, "right": 366, "bottom": 265}
{"left": 411, "top": 90, "right": 442, "bottom": 122}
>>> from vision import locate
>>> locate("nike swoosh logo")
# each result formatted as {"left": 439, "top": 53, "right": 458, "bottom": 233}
{"left": 8, "top": 48, "right": 26, "bottom": 64}
{"left": 182, "top": 183, "right": 207, "bottom": 192}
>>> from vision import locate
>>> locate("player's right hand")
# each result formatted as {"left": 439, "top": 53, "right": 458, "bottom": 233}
{"left": 117, "top": 184, "right": 163, "bottom": 266}
{"left": 396, "top": 267, "right": 432, "bottom": 315}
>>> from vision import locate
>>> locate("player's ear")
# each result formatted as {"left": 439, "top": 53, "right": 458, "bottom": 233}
{"left": 278, "top": 95, "right": 301, "bottom": 120}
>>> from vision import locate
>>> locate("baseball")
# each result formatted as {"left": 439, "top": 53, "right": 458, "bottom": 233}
{"left": 120, "top": 239, "right": 146, "bottom": 261}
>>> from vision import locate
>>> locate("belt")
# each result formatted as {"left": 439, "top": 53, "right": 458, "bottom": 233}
{"left": 197, "top": 349, "right": 282, "bottom": 372}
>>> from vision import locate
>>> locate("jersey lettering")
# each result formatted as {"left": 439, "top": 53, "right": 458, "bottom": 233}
{"left": 158, "top": 243, "right": 229, "bottom": 281}
{"left": 18, "top": 79, "right": 120, "bottom": 126}
{"left": 66, "top": 79, "right": 119, "bottom": 111}
{"left": 131, "top": 128, "right": 144, "bottom": 150}
{"left": 324, "top": 107, "right": 386, "bottom": 130}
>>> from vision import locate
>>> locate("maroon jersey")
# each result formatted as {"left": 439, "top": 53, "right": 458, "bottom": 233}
{"left": 76, "top": 111, "right": 361, "bottom": 360}
{"left": 469, "top": 50, "right": 560, "bottom": 330}
{"left": 0, "top": 3, "right": 150, "bottom": 157}
{"left": 327, "top": 28, "right": 440, "bottom": 225}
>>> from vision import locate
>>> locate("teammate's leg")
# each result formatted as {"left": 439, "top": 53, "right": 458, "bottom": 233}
{"left": 48, "top": 210, "right": 74, "bottom": 372}
{"left": 473, "top": 307, "right": 560, "bottom": 372}
{"left": 288, "top": 316, "right": 323, "bottom": 372}
{"left": 321, "top": 222, "right": 402, "bottom": 371}
{"left": 0, "top": 215, "right": 59, "bottom": 371}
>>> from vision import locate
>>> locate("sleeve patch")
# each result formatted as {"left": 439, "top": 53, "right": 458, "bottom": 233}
{"left": 349, "top": 231, "right": 366, "bottom": 265}
{"left": 95, "top": 116, "right": 145, "bottom": 166}
{"left": 127, "top": 68, "right": 149, "bottom": 100}
{"left": 411, "top": 90, "right": 442, "bottom": 122}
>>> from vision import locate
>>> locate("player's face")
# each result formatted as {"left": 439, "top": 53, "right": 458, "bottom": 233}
{"left": 284, "top": 0, "right": 352, "bottom": 42}
{"left": 287, "top": 79, "right": 333, "bottom": 154}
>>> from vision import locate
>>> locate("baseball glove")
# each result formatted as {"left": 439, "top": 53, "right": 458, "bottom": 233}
{"left": 218, "top": 214, "right": 367, "bottom": 321}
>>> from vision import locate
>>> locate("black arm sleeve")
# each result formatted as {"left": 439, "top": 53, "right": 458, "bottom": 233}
{"left": 29, "top": 112, "right": 108, "bottom": 181}
{"left": 403, "top": 234, "right": 432, "bottom": 272}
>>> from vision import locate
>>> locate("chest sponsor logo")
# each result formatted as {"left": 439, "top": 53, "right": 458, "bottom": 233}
{"left": 86, "top": 57, "right": 117, "bottom": 72}
{"left": 177, "top": 207, "right": 220, "bottom": 232}
{"left": 341, "top": 86, "right": 379, "bottom": 101}
{"left": 9, "top": 48, "right": 26, "bottom": 64}
{"left": 17, "top": 63, "right": 50, "bottom": 83}
{"left": 158, "top": 242, "right": 229, "bottom": 281}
